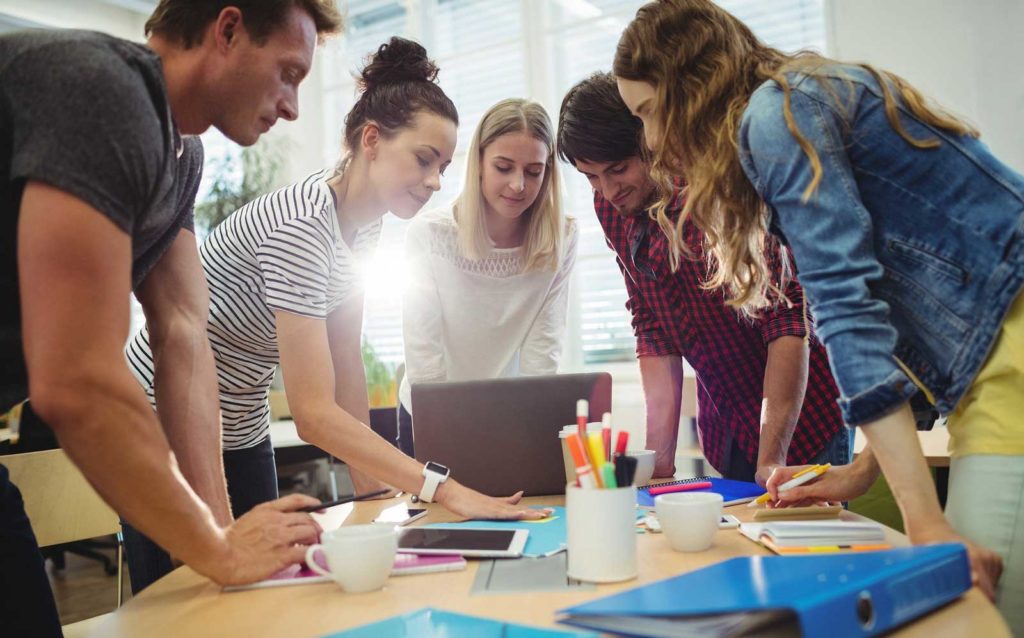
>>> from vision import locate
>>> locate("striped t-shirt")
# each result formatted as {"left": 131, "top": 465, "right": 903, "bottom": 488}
{"left": 126, "top": 168, "right": 381, "bottom": 450}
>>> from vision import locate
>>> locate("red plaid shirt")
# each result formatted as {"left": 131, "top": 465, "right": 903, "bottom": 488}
{"left": 594, "top": 191, "right": 843, "bottom": 472}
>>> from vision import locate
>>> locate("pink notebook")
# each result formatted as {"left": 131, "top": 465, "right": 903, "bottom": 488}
{"left": 223, "top": 553, "right": 466, "bottom": 591}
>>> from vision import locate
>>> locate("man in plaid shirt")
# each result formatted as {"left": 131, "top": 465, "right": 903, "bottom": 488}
{"left": 557, "top": 73, "right": 849, "bottom": 484}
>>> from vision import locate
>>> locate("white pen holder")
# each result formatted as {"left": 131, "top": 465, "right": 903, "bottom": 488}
{"left": 565, "top": 484, "right": 637, "bottom": 583}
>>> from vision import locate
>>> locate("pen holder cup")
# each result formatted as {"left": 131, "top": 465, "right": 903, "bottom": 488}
{"left": 566, "top": 484, "right": 637, "bottom": 583}
{"left": 559, "top": 423, "right": 602, "bottom": 485}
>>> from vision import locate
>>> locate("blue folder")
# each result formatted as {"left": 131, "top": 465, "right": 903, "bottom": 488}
{"left": 636, "top": 477, "right": 766, "bottom": 508}
{"left": 326, "top": 607, "right": 598, "bottom": 637}
{"left": 557, "top": 544, "right": 971, "bottom": 637}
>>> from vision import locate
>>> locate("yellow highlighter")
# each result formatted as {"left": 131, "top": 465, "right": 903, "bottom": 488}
{"left": 749, "top": 464, "right": 831, "bottom": 507}
{"left": 585, "top": 431, "right": 607, "bottom": 488}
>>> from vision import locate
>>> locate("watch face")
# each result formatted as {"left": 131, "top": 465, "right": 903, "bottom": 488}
{"left": 425, "top": 461, "right": 449, "bottom": 476}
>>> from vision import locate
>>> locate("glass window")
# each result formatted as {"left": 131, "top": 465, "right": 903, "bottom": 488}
{"left": 321, "top": 0, "right": 827, "bottom": 368}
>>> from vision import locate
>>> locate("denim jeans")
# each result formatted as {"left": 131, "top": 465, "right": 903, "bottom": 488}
{"left": 725, "top": 426, "right": 853, "bottom": 483}
{"left": 946, "top": 455, "right": 1024, "bottom": 635}
{"left": 122, "top": 437, "right": 279, "bottom": 594}
{"left": 0, "top": 463, "right": 63, "bottom": 637}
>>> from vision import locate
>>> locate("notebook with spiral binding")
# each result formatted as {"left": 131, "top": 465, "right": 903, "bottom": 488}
{"left": 636, "top": 477, "right": 766, "bottom": 508}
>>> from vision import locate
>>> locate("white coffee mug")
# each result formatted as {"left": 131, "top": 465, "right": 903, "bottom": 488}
{"left": 625, "top": 449, "right": 657, "bottom": 487}
{"left": 304, "top": 524, "right": 398, "bottom": 593}
{"left": 655, "top": 492, "right": 723, "bottom": 552}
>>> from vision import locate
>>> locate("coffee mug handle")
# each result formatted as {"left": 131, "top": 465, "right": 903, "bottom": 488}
{"left": 304, "top": 545, "right": 331, "bottom": 577}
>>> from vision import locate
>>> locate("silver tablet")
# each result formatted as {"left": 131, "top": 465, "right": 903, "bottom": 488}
{"left": 396, "top": 528, "right": 529, "bottom": 558}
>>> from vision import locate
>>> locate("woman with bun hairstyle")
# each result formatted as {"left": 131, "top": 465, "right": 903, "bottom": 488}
{"left": 613, "top": 0, "right": 1023, "bottom": 617}
{"left": 123, "top": 39, "right": 549, "bottom": 592}
{"left": 398, "top": 98, "right": 577, "bottom": 437}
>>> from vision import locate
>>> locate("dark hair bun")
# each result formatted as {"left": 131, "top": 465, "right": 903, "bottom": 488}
{"left": 359, "top": 37, "right": 439, "bottom": 92}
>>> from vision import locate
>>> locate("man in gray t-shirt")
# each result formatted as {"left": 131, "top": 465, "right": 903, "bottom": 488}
{"left": 0, "top": 2, "right": 342, "bottom": 633}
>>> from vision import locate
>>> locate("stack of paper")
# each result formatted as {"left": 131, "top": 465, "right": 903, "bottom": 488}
{"left": 739, "top": 521, "right": 890, "bottom": 554}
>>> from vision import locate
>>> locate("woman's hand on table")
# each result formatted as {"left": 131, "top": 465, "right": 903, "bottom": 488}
{"left": 764, "top": 460, "right": 876, "bottom": 507}
{"left": 199, "top": 493, "right": 323, "bottom": 586}
{"left": 910, "top": 518, "right": 1003, "bottom": 601}
{"left": 437, "top": 480, "right": 553, "bottom": 521}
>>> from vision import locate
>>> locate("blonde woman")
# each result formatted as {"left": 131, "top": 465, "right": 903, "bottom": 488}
{"left": 613, "top": 0, "right": 1023, "bottom": 620}
{"left": 399, "top": 99, "right": 578, "bottom": 437}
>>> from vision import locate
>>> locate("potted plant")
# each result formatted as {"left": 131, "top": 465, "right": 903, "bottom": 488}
{"left": 362, "top": 338, "right": 397, "bottom": 408}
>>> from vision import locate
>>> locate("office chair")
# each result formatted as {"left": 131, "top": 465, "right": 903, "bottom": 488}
{"left": 3, "top": 448, "right": 124, "bottom": 634}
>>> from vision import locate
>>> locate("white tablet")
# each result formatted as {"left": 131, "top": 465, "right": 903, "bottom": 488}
{"left": 396, "top": 528, "right": 529, "bottom": 558}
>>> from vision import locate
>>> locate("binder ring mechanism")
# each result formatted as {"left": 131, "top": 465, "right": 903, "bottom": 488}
{"left": 856, "top": 590, "right": 876, "bottom": 631}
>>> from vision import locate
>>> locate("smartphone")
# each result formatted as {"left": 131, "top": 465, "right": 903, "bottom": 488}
{"left": 719, "top": 514, "right": 740, "bottom": 529}
{"left": 374, "top": 503, "right": 428, "bottom": 526}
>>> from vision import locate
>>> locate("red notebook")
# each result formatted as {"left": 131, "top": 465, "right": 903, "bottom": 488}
{"left": 223, "top": 553, "right": 466, "bottom": 591}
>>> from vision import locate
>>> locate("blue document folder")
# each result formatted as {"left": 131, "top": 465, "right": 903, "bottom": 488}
{"left": 557, "top": 544, "right": 971, "bottom": 637}
{"left": 326, "top": 607, "right": 597, "bottom": 637}
{"left": 636, "top": 477, "right": 766, "bottom": 508}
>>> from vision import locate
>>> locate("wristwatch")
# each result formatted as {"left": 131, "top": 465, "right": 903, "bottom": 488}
{"left": 418, "top": 461, "right": 451, "bottom": 503}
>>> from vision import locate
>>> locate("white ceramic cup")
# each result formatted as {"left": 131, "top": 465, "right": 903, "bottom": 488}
{"left": 566, "top": 484, "right": 637, "bottom": 583}
{"left": 655, "top": 492, "right": 723, "bottom": 552}
{"left": 625, "top": 449, "right": 657, "bottom": 487}
{"left": 304, "top": 524, "right": 398, "bottom": 593}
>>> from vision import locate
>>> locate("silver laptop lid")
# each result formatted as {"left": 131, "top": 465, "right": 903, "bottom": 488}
{"left": 410, "top": 373, "right": 612, "bottom": 497}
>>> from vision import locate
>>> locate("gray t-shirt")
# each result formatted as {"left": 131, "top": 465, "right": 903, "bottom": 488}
{"left": 0, "top": 29, "right": 203, "bottom": 412}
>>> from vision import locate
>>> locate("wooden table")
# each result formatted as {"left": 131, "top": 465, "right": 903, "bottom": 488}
{"left": 87, "top": 496, "right": 1007, "bottom": 637}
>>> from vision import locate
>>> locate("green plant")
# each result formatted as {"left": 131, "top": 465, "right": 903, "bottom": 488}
{"left": 362, "top": 338, "right": 397, "bottom": 408}
{"left": 194, "top": 136, "right": 286, "bottom": 233}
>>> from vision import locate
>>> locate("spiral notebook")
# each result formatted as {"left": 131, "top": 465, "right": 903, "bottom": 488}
{"left": 636, "top": 477, "right": 766, "bottom": 509}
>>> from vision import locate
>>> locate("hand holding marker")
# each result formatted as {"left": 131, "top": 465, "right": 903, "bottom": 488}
{"left": 749, "top": 463, "right": 832, "bottom": 507}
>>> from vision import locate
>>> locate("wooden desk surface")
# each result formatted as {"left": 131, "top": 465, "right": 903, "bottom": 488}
{"left": 854, "top": 427, "right": 952, "bottom": 468}
{"left": 89, "top": 495, "right": 1006, "bottom": 638}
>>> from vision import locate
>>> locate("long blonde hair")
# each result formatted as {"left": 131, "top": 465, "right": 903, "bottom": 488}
{"left": 613, "top": 0, "right": 977, "bottom": 315}
{"left": 454, "top": 98, "right": 564, "bottom": 272}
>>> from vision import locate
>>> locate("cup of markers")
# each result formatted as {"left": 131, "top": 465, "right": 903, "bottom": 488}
{"left": 564, "top": 412, "right": 639, "bottom": 583}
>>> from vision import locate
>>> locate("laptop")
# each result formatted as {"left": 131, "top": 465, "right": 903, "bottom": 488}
{"left": 411, "top": 373, "right": 612, "bottom": 497}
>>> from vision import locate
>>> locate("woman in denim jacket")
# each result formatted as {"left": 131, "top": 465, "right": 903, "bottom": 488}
{"left": 613, "top": 0, "right": 1024, "bottom": 624}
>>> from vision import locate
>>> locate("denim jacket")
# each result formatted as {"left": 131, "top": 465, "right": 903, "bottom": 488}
{"left": 738, "top": 65, "right": 1024, "bottom": 426}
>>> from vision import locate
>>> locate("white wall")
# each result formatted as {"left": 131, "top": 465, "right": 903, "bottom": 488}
{"left": 0, "top": 0, "right": 146, "bottom": 40}
{"left": 828, "top": 0, "right": 1024, "bottom": 173}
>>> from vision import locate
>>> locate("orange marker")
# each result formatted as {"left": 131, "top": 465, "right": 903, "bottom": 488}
{"left": 565, "top": 432, "right": 597, "bottom": 489}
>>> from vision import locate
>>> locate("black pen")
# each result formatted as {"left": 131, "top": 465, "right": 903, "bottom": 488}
{"left": 297, "top": 488, "right": 392, "bottom": 512}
